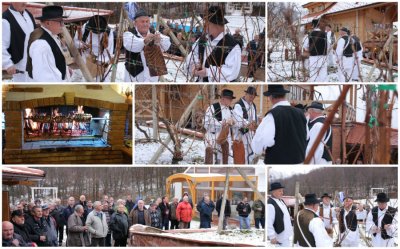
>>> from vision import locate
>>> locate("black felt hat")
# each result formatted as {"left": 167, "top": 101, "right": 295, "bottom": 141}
{"left": 263, "top": 85, "right": 290, "bottom": 96}
{"left": 36, "top": 6, "right": 67, "bottom": 21}
{"left": 86, "top": 15, "right": 108, "bottom": 33}
{"left": 244, "top": 86, "right": 258, "bottom": 96}
{"left": 221, "top": 89, "right": 236, "bottom": 99}
{"left": 203, "top": 6, "right": 228, "bottom": 25}
{"left": 134, "top": 8, "right": 151, "bottom": 20}
{"left": 312, "top": 18, "right": 320, "bottom": 28}
{"left": 306, "top": 101, "right": 324, "bottom": 111}
{"left": 269, "top": 182, "right": 285, "bottom": 192}
{"left": 320, "top": 193, "right": 332, "bottom": 199}
{"left": 11, "top": 210, "right": 24, "bottom": 218}
{"left": 375, "top": 192, "right": 390, "bottom": 203}
{"left": 304, "top": 193, "right": 320, "bottom": 205}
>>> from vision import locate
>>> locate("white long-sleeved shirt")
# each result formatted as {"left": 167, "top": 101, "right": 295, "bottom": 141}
{"left": 73, "top": 22, "right": 114, "bottom": 64}
{"left": 123, "top": 28, "right": 171, "bottom": 82}
{"left": 2, "top": 7, "right": 35, "bottom": 72}
{"left": 232, "top": 98, "right": 257, "bottom": 143}
{"left": 320, "top": 204, "right": 338, "bottom": 229}
{"left": 267, "top": 197, "right": 293, "bottom": 246}
{"left": 335, "top": 36, "right": 351, "bottom": 60}
{"left": 297, "top": 208, "right": 333, "bottom": 247}
{"left": 306, "top": 115, "right": 332, "bottom": 164}
{"left": 185, "top": 32, "right": 241, "bottom": 82}
{"left": 204, "top": 103, "right": 234, "bottom": 143}
{"left": 28, "top": 26, "right": 69, "bottom": 82}
{"left": 366, "top": 207, "right": 398, "bottom": 247}
{"left": 251, "top": 100, "right": 291, "bottom": 155}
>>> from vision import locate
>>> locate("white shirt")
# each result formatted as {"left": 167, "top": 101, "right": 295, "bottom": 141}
{"left": 298, "top": 208, "right": 332, "bottom": 247}
{"left": 29, "top": 26, "right": 69, "bottom": 82}
{"left": 356, "top": 209, "right": 367, "bottom": 221}
{"left": 251, "top": 100, "right": 291, "bottom": 155}
{"left": 185, "top": 32, "right": 241, "bottom": 82}
{"left": 73, "top": 22, "right": 114, "bottom": 63}
{"left": 306, "top": 115, "right": 332, "bottom": 164}
{"left": 336, "top": 36, "right": 351, "bottom": 60}
{"left": 366, "top": 206, "right": 398, "bottom": 247}
{"left": 341, "top": 208, "right": 359, "bottom": 246}
{"left": 204, "top": 102, "right": 234, "bottom": 137}
{"left": 320, "top": 204, "right": 338, "bottom": 229}
{"left": 267, "top": 197, "right": 293, "bottom": 246}
{"left": 233, "top": 98, "right": 257, "bottom": 142}
{"left": 123, "top": 27, "right": 171, "bottom": 82}
{"left": 2, "top": 7, "right": 35, "bottom": 71}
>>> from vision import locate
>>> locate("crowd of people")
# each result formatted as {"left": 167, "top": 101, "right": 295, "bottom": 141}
{"left": 204, "top": 84, "right": 332, "bottom": 165}
{"left": 3, "top": 192, "right": 265, "bottom": 247}
{"left": 268, "top": 182, "right": 398, "bottom": 247}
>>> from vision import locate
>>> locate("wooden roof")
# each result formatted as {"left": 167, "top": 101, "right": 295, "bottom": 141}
{"left": 3, "top": 166, "right": 45, "bottom": 186}
{"left": 346, "top": 122, "right": 398, "bottom": 147}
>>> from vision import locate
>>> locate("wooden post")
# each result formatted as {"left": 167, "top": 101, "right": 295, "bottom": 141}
{"left": 341, "top": 102, "right": 347, "bottom": 163}
{"left": 152, "top": 85, "right": 159, "bottom": 140}
{"left": 217, "top": 168, "right": 230, "bottom": 234}
{"left": 235, "top": 167, "right": 265, "bottom": 202}
{"left": 61, "top": 27, "right": 94, "bottom": 82}
{"left": 159, "top": 17, "right": 188, "bottom": 57}
{"left": 294, "top": 181, "right": 300, "bottom": 217}
{"left": 364, "top": 86, "right": 372, "bottom": 163}
{"left": 110, "top": 4, "right": 126, "bottom": 82}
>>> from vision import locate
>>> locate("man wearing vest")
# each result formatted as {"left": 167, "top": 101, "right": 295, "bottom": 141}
{"left": 336, "top": 27, "right": 355, "bottom": 82}
{"left": 337, "top": 196, "right": 359, "bottom": 247}
{"left": 305, "top": 101, "right": 333, "bottom": 164}
{"left": 294, "top": 193, "right": 332, "bottom": 247}
{"left": 267, "top": 182, "right": 292, "bottom": 247}
{"left": 2, "top": 2, "right": 36, "bottom": 82}
{"left": 347, "top": 30, "right": 363, "bottom": 82}
{"left": 26, "top": 6, "right": 69, "bottom": 82}
{"left": 73, "top": 15, "right": 114, "bottom": 82}
{"left": 366, "top": 193, "right": 397, "bottom": 247}
{"left": 123, "top": 9, "right": 171, "bottom": 82}
{"left": 319, "top": 193, "right": 337, "bottom": 237}
{"left": 233, "top": 86, "right": 258, "bottom": 164}
{"left": 204, "top": 89, "right": 236, "bottom": 164}
{"left": 325, "top": 24, "right": 336, "bottom": 69}
{"left": 252, "top": 85, "right": 307, "bottom": 164}
{"left": 302, "top": 19, "right": 328, "bottom": 82}
{"left": 185, "top": 6, "right": 241, "bottom": 82}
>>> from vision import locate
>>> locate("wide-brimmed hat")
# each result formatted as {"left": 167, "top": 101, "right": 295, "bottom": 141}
{"left": 320, "top": 193, "right": 332, "bottom": 199}
{"left": 202, "top": 6, "right": 228, "bottom": 25}
{"left": 306, "top": 101, "right": 324, "bottom": 111}
{"left": 35, "top": 6, "right": 67, "bottom": 21}
{"left": 269, "top": 182, "right": 285, "bottom": 192}
{"left": 312, "top": 19, "right": 320, "bottom": 28}
{"left": 244, "top": 86, "right": 258, "bottom": 96}
{"left": 220, "top": 89, "right": 236, "bottom": 99}
{"left": 86, "top": 15, "right": 108, "bottom": 33}
{"left": 134, "top": 8, "right": 151, "bottom": 20}
{"left": 340, "top": 27, "right": 349, "bottom": 33}
{"left": 11, "top": 210, "right": 24, "bottom": 218}
{"left": 375, "top": 192, "right": 390, "bottom": 203}
{"left": 304, "top": 193, "right": 320, "bottom": 205}
{"left": 263, "top": 85, "right": 290, "bottom": 96}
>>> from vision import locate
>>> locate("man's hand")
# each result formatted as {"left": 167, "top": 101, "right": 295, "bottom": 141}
{"left": 371, "top": 225, "right": 380, "bottom": 233}
{"left": 6, "top": 65, "right": 17, "bottom": 75}
{"left": 194, "top": 68, "right": 207, "bottom": 78}
{"left": 270, "top": 238, "right": 279, "bottom": 244}
{"left": 39, "top": 235, "right": 46, "bottom": 242}
{"left": 11, "top": 239, "right": 20, "bottom": 246}
{"left": 144, "top": 34, "right": 155, "bottom": 46}
{"left": 384, "top": 224, "right": 391, "bottom": 231}
{"left": 153, "top": 34, "right": 161, "bottom": 46}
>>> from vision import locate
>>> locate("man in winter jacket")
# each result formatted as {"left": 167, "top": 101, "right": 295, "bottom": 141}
{"left": 3, "top": 221, "right": 31, "bottom": 247}
{"left": 86, "top": 201, "right": 108, "bottom": 246}
{"left": 63, "top": 196, "right": 75, "bottom": 232}
{"left": 199, "top": 196, "right": 215, "bottom": 228}
{"left": 129, "top": 200, "right": 151, "bottom": 226}
{"left": 125, "top": 195, "right": 135, "bottom": 214}
{"left": 236, "top": 197, "right": 252, "bottom": 229}
{"left": 25, "top": 206, "right": 51, "bottom": 246}
{"left": 42, "top": 204, "right": 58, "bottom": 246}
{"left": 252, "top": 198, "right": 265, "bottom": 229}
{"left": 216, "top": 195, "right": 232, "bottom": 230}
{"left": 67, "top": 205, "right": 90, "bottom": 247}
{"left": 158, "top": 196, "right": 170, "bottom": 230}
{"left": 149, "top": 202, "right": 162, "bottom": 229}
{"left": 10, "top": 210, "right": 35, "bottom": 246}
{"left": 169, "top": 197, "right": 179, "bottom": 229}
{"left": 110, "top": 204, "right": 129, "bottom": 247}
{"left": 176, "top": 196, "right": 193, "bottom": 229}
{"left": 50, "top": 199, "right": 65, "bottom": 246}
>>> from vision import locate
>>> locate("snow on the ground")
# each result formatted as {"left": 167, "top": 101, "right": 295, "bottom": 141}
{"left": 135, "top": 126, "right": 205, "bottom": 165}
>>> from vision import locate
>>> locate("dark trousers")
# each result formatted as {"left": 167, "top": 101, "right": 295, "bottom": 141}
{"left": 255, "top": 218, "right": 265, "bottom": 229}
{"left": 200, "top": 221, "right": 211, "bottom": 228}
{"left": 105, "top": 233, "right": 112, "bottom": 247}
{"left": 114, "top": 238, "right": 127, "bottom": 247}
{"left": 162, "top": 218, "right": 169, "bottom": 230}
{"left": 170, "top": 220, "right": 179, "bottom": 229}
{"left": 91, "top": 237, "right": 105, "bottom": 247}
{"left": 57, "top": 225, "right": 64, "bottom": 244}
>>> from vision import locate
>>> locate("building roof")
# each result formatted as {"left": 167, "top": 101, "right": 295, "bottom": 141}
{"left": 2, "top": 2, "right": 113, "bottom": 23}
{"left": 3, "top": 166, "right": 46, "bottom": 185}
{"left": 167, "top": 173, "right": 257, "bottom": 184}
{"left": 346, "top": 122, "right": 398, "bottom": 147}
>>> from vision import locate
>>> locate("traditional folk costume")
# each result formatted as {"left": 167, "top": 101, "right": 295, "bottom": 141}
{"left": 318, "top": 193, "right": 337, "bottom": 237}
{"left": 73, "top": 15, "right": 114, "bottom": 82}
{"left": 2, "top": 4, "right": 35, "bottom": 82}
{"left": 252, "top": 85, "right": 307, "bottom": 164}
{"left": 336, "top": 27, "right": 355, "bottom": 82}
{"left": 267, "top": 183, "right": 293, "bottom": 247}
{"left": 26, "top": 6, "right": 69, "bottom": 82}
{"left": 185, "top": 6, "right": 241, "bottom": 82}
{"left": 366, "top": 193, "right": 398, "bottom": 247}
{"left": 338, "top": 204, "right": 359, "bottom": 247}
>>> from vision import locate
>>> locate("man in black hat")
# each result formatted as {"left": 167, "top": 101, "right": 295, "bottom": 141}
{"left": 204, "top": 89, "right": 236, "bottom": 164}
{"left": 73, "top": 15, "right": 114, "bottom": 82}
{"left": 2, "top": 2, "right": 36, "bottom": 82}
{"left": 123, "top": 8, "right": 171, "bottom": 82}
{"left": 26, "top": 5, "right": 70, "bottom": 82}
{"left": 10, "top": 210, "right": 34, "bottom": 246}
{"left": 252, "top": 85, "right": 307, "bottom": 164}
{"left": 335, "top": 27, "right": 355, "bottom": 82}
{"left": 366, "top": 193, "right": 397, "bottom": 247}
{"left": 267, "top": 182, "right": 292, "bottom": 247}
{"left": 302, "top": 18, "right": 328, "bottom": 82}
{"left": 233, "top": 86, "right": 258, "bottom": 164}
{"left": 305, "top": 101, "right": 332, "bottom": 164}
{"left": 319, "top": 193, "right": 337, "bottom": 237}
{"left": 337, "top": 196, "right": 359, "bottom": 247}
{"left": 293, "top": 193, "right": 332, "bottom": 247}
{"left": 347, "top": 30, "right": 363, "bottom": 81}
{"left": 185, "top": 6, "right": 241, "bottom": 82}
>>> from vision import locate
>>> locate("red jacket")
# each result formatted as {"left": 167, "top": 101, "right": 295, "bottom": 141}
{"left": 176, "top": 201, "right": 192, "bottom": 222}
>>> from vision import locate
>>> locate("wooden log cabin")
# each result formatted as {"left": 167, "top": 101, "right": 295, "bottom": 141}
{"left": 301, "top": 2, "right": 398, "bottom": 66}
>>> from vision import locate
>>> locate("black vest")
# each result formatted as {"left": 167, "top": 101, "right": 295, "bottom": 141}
{"left": 309, "top": 30, "right": 327, "bottom": 56}
{"left": 342, "top": 36, "right": 354, "bottom": 57}
{"left": 267, "top": 198, "right": 285, "bottom": 234}
{"left": 294, "top": 209, "right": 318, "bottom": 247}
{"left": 265, "top": 106, "right": 307, "bottom": 164}
{"left": 2, "top": 8, "right": 36, "bottom": 64}
{"left": 371, "top": 206, "right": 397, "bottom": 240}
{"left": 27, "top": 28, "right": 66, "bottom": 80}
{"left": 212, "top": 102, "right": 232, "bottom": 122}
{"left": 307, "top": 116, "right": 332, "bottom": 161}
{"left": 125, "top": 28, "right": 155, "bottom": 77}
{"left": 339, "top": 208, "right": 357, "bottom": 233}
{"left": 351, "top": 35, "right": 362, "bottom": 52}
{"left": 236, "top": 98, "right": 257, "bottom": 121}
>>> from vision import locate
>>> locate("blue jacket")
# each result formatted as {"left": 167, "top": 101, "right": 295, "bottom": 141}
{"left": 199, "top": 201, "right": 215, "bottom": 222}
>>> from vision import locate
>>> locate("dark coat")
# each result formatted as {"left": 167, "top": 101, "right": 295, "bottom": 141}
{"left": 25, "top": 216, "right": 50, "bottom": 246}
{"left": 63, "top": 205, "right": 75, "bottom": 226}
{"left": 169, "top": 202, "right": 179, "bottom": 221}
{"left": 199, "top": 201, "right": 215, "bottom": 222}
{"left": 236, "top": 202, "right": 252, "bottom": 217}
{"left": 109, "top": 212, "right": 129, "bottom": 240}
{"left": 125, "top": 200, "right": 135, "bottom": 213}
{"left": 67, "top": 212, "right": 90, "bottom": 247}
{"left": 11, "top": 221, "right": 32, "bottom": 243}
{"left": 50, "top": 205, "right": 66, "bottom": 227}
{"left": 129, "top": 206, "right": 151, "bottom": 226}
{"left": 158, "top": 202, "right": 170, "bottom": 220}
{"left": 216, "top": 198, "right": 231, "bottom": 217}
{"left": 2, "top": 233, "right": 30, "bottom": 247}
{"left": 149, "top": 210, "right": 162, "bottom": 229}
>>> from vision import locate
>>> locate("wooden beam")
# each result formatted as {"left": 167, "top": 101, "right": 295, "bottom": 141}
{"left": 9, "top": 88, "right": 43, "bottom": 92}
{"left": 217, "top": 168, "right": 230, "bottom": 234}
